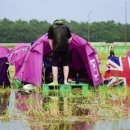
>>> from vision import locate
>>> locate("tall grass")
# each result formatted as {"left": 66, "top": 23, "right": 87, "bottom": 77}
{"left": 0, "top": 45, "right": 130, "bottom": 124}
{"left": 5, "top": 86, "right": 129, "bottom": 124}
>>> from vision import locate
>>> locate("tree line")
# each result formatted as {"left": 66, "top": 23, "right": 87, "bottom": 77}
{"left": 0, "top": 18, "right": 130, "bottom": 43}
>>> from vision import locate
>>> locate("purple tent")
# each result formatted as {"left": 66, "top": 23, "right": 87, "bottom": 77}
{"left": 0, "top": 46, "right": 11, "bottom": 87}
{"left": 127, "top": 50, "right": 130, "bottom": 57}
{"left": 7, "top": 43, "right": 30, "bottom": 78}
{"left": 15, "top": 33, "right": 103, "bottom": 87}
{"left": 0, "top": 57, "right": 10, "bottom": 87}
{"left": 8, "top": 43, "right": 29, "bottom": 65}
{"left": 0, "top": 46, "right": 10, "bottom": 58}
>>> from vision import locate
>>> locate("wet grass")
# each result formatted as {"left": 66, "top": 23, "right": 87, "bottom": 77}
{"left": 0, "top": 45, "right": 130, "bottom": 125}
{"left": 0, "top": 85, "right": 129, "bottom": 125}
{"left": 0, "top": 89, "right": 10, "bottom": 121}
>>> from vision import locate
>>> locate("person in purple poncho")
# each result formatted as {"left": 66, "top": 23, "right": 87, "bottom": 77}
{"left": 48, "top": 19, "right": 72, "bottom": 85}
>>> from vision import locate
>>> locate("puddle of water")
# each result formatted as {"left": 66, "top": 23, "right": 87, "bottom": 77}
{"left": 0, "top": 90, "right": 130, "bottom": 130}
{"left": 93, "top": 118, "right": 130, "bottom": 130}
{"left": 0, "top": 119, "right": 31, "bottom": 130}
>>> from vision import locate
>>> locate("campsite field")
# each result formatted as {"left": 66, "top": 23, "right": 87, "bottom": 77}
{"left": 0, "top": 44, "right": 130, "bottom": 130}
{"left": 95, "top": 44, "right": 130, "bottom": 75}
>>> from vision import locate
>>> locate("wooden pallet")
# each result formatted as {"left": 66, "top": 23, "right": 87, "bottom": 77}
{"left": 42, "top": 83, "right": 89, "bottom": 96}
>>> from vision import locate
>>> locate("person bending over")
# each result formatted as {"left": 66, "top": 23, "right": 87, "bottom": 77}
{"left": 48, "top": 19, "right": 72, "bottom": 85}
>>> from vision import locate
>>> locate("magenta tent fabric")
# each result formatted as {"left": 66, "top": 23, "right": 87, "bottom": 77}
{"left": 8, "top": 43, "right": 29, "bottom": 65}
{"left": 0, "top": 46, "right": 10, "bottom": 58}
{"left": 15, "top": 33, "right": 103, "bottom": 87}
{"left": 0, "top": 57, "right": 10, "bottom": 86}
{"left": 127, "top": 50, "right": 130, "bottom": 57}
{"left": 7, "top": 43, "right": 30, "bottom": 78}
{"left": 15, "top": 35, "right": 48, "bottom": 86}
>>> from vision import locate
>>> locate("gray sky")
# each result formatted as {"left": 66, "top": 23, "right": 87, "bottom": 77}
{"left": 0, "top": 0, "right": 129, "bottom": 24}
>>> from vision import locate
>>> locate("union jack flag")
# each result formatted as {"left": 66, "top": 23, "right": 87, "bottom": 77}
{"left": 104, "top": 56, "right": 130, "bottom": 87}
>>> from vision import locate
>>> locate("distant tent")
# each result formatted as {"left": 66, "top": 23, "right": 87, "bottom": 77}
{"left": 0, "top": 57, "right": 10, "bottom": 87}
{"left": 8, "top": 43, "right": 30, "bottom": 79}
{"left": 8, "top": 43, "right": 29, "bottom": 65}
{"left": 0, "top": 44, "right": 29, "bottom": 87}
{"left": 0, "top": 46, "right": 10, "bottom": 58}
{"left": 0, "top": 46, "right": 11, "bottom": 87}
{"left": 104, "top": 56, "right": 130, "bottom": 87}
{"left": 127, "top": 50, "right": 130, "bottom": 57}
{"left": 14, "top": 33, "right": 103, "bottom": 87}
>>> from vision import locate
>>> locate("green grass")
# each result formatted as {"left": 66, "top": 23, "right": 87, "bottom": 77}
{"left": 0, "top": 45, "right": 130, "bottom": 124}
{"left": 95, "top": 45, "right": 130, "bottom": 57}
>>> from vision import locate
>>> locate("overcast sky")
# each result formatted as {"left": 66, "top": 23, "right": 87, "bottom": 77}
{"left": 0, "top": 0, "right": 129, "bottom": 24}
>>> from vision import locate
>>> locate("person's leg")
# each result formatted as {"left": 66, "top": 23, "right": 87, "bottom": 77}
{"left": 62, "top": 52, "right": 70, "bottom": 84}
{"left": 49, "top": 51, "right": 59, "bottom": 85}
{"left": 63, "top": 66, "right": 69, "bottom": 84}
{"left": 51, "top": 66, "right": 58, "bottom": 84}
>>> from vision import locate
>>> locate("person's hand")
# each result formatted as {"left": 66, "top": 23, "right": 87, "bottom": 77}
{"left": 48, "top": 39, "right": 53, "bottom": 50}
{"left": 68, "top": 37, "right": 72, "bottom": 44}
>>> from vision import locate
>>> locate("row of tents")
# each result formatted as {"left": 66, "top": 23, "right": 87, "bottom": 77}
{"left": 0, "top": 33, "right": 130, "bottom": 88}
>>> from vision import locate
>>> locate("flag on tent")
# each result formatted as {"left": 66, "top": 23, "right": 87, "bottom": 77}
{"left": 104, "top": 56, "right": 130, "bottom": 87}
